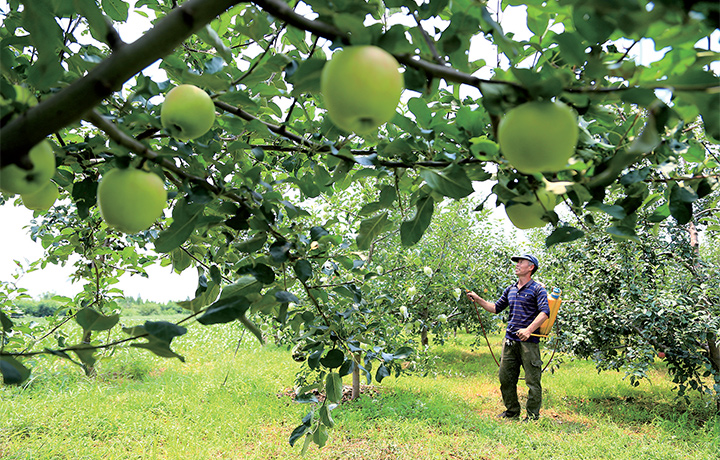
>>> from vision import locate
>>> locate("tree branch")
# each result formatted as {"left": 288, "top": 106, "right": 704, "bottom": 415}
{"left": 0, "top": 0, "right": 243, "bottom": 167}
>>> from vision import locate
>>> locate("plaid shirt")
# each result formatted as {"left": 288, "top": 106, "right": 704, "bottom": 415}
{"left": 495, "top": 279, "right": 550, "bottom": 344}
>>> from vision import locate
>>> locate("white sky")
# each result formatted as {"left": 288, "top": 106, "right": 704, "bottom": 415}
{"left": 0, "top": 203, "right": 198, "bottom": 302}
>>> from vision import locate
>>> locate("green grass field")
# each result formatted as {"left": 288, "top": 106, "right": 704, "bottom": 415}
{"left": 1, "top": 320, "right": 717, "bottom": 459}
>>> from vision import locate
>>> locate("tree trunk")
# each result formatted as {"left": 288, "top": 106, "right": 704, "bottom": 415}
{"left": 351, "top": 353, "right": 361, "bottom": 400}
{"left": 82, "top": 330, "right": 97, "bottom": 378}
{"left": 707, "top": 332, "right": 720, "bottom": 413}
{"left": 420, "top": 307, "right": 429, "bottom": 347}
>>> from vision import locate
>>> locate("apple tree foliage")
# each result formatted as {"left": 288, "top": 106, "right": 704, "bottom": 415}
{"left": 1, "top": 0, "right": 719, "bottom": 446}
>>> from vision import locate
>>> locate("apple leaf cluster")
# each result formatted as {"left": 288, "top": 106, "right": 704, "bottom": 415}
{"left": 1, "top": 0, "right": 720, "bottom": 447}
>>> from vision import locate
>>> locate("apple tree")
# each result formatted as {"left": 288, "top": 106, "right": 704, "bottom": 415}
{"left": 1, "top": 0, "right": 719, "bottom": 448}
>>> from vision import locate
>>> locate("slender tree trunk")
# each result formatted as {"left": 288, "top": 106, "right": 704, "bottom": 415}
{"left": 351, "top": 353, "right": 361, "bottom": 400}
{"left": 82, "top": 330, "right": 97, "bottom": 378}
{"left": 707, "top": 332, "right": 720, "bottom": 413}
{"left": 420, "top": 307, "right": 429, "bottom": 346}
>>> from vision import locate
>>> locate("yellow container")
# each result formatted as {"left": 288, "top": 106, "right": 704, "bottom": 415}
{"left": 535, "top": 287, "right": 561, "bottom": 337}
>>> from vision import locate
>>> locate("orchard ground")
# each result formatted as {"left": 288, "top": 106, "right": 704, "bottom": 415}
{"left": 1, "top": 321, "right": 716, "bottom": 460}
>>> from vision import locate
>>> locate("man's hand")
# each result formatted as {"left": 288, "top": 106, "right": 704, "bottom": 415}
{"left": 517, "top": 327, "right": 531, "bottom": 341}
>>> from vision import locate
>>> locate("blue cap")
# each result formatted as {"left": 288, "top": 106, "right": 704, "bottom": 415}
{"left": 511, "top": 254, "right": 539, "bottom": 271}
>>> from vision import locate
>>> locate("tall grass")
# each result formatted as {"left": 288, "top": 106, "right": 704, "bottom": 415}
{"left": 1, "top": 322, "right": 717, "bottom": 460}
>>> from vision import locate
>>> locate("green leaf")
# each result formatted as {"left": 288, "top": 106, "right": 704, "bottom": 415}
{"left": 572, "top": 5, "right": 614, "bottom": 43}
{"left": 400, "top": 194, "right": 434, "bottom": 247}
{"left": 131, "top": 337, "right": 185, "bottom": 362}
{"left": 198, "top": 295, "right": 250, "bottom": 325}
{"left": 154, "top": 199, "right": 206, "bottom": 253}
{"left": 286, "top": 58, "right": 325, "bottom": 95}
{"left": 419, "top": 164, "right": 473, "bottom": 199}
{"left": 356, "top": 212, "right": 393, "bottom": 250}
{"left": 74, "top": 0, "right": 110, "bottom": 45}
{"left": 375, "top": 364, "right": 391, "bottom": 383}
{"left": 0, "top": 310, "right": 13, "bottom": 332}
{"left": 408, "top": 97, "right": 432, "bottom": 127}
{"left": 70, "top": 346, "right": 97, "bottom": 370}
{"left": 239, "top": 311, "right": 265, "bottom": 345}
{"left": 197, "top": 24, "right": 233, "bottom": 65}
{"left": 310, "top": 226, "right": 329, "bottom": 241}
{"left": 23, "top": 0, "right": 65, "bottom": 89}
{"left": 320, "top": 349, "right": 344, "bottom": 369}
{"left": 325, "top": 372, "right": 343, "bottom": 403}
{"left": 313, "top": 425, "right": 329, "bottom": 449}
{"left": 275, "top": 290, "right": 299, "bottom": 303}
{"left": 289, "top": 419, "right": 311, "bottom": 447}
{"left": 177, "top": 280, "right": 220, "bottom": 313}
{"left": 234, "top": 232, "right": 268, "bottom": 253}
{"left": 71, "top": 177, "right": 98, "bottom": 220}
{"left": 144, "top": 321, "right": 187, "bottom": 343}
{"left": 0, "top": 356, "right": 31, "bottom": 385}
{"left": 606, "top": 226, "right": 640, "bottom": 241}
{"left": 101, "top": 0, "right": 129, "bottom": 21}
{"left": 269, "top": 240, "right": 293, "bottom": 263}
{"left": 319, "top": 404, "right": 334, "bottom": 428}
{"left": 546, "top": 227, "right": 585, "bottom": 248}
{"left": 75, "top": 308, "right": 119, "bottom": 333}
{"left": 294, "top": 259, "right": 313, "bottom": 282}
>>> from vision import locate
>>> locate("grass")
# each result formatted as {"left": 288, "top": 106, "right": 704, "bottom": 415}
{"left": 1, "top": 322, "right": 718, "bottom": 460}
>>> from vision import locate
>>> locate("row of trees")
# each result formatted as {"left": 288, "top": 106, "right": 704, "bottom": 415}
{"left": 8, "top": 293, "right": 184, "bottom": 318}
{"left": 1, "top": 0, "right": 718, "bottom": 450}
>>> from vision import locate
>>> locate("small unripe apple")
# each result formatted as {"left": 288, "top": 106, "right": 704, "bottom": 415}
{"left": 454, "top": 288, "right": 462, "bottom": 300}
{"left": 0, "top": 140, "right": 56, "bottom": 195}
{"left": 437, "top": 314, "right": 448, "bottom": 323}
{"left": 423, "top": 266, "right": 433, "bottom": 277}
{"left": 11, "top": 85, "right": 38, "bottom": 108}
{"left": 505, "top": 189, "right": 557, "bottom": 229}
{"left": 498, "top": 101, "right": 578, "bottom": 173}
{"left": 399, "top": 306, "right": 408, "bottom": 317}
{"left": 161, "top": 84, "right": 216, "bottom": 141}
{"left": 320, "top": 45, "right": 403, "bottom": 134}
{"left": 97, "top": 168, "right": 167, "bottom": 233}
{"left": 21, "top": 181, "right": 59, "bottom": 211}
{"left": 406, "top": 286, "right": 417, "bottom": 297}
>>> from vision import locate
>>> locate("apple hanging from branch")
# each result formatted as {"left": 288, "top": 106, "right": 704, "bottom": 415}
{"left": 497, "top": 101, "right": 579, "bottom": 174}
{"left": 320, "top": 45, "right": 404, "bottom": 134}
{"left": 0, "top": 140, "right": 56, "bottom": 196}
{"left": 97, "top": 168, "right": 168, "bottom": 234}
{"left": 161, "top": 84, "right": 216, "bottom": 141}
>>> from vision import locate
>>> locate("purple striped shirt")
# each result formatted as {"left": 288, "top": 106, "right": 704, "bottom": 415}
{"left": 495, "top": 279, "right": 550, "bottom": 344}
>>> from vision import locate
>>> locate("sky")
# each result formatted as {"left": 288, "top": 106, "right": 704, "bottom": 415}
{"left": 0, "top": 203, "right": 199, "bottom": 302}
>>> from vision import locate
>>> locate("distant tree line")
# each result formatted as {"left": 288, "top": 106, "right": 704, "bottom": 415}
{"left": 14, "top": 293, "right": 184, "bottom": 318}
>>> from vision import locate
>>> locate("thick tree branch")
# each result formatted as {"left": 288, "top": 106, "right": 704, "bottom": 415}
{"left": 84, "top": 110, "right": 245, "bottom": 204}
{"left": 0, "top": 0, "right": 243, "bottom": 167}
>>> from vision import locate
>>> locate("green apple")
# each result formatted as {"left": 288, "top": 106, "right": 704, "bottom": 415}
{"left": 0, "top": 140, "right": 56, "bottom": 195}
{"left": 399, "top": 306, "right": 408, "bottom": 317}
{"left": 11, "top": 84, "right": 38, "bottom": 108}
{"left": 407, "top": 286, "right": 417, "bottom": 297}
{"left": 21, "top": 181, "right": 59, "bottom": 211}
{"left": 97, "top": 168, "right": 167, "bottom": 233}
{"left": 161, "top": 84, "right": 216, "bottom": 141}
{"left": 437, "top": 314, "right": 448, "bottom": 324}
{"left": 497, "top": 101, "right": 578, "bottom": 174}
{"left": 320, "top": 45, "right": 403, "bottom": 134}
{"left": 504, "top": 189, "right": 557, "bottom": 229}
{"left": 454, "top": 287, "right": 462, "bottom": 300}
{"left": 423, "top": 266, "right": 433, "bottom": 277}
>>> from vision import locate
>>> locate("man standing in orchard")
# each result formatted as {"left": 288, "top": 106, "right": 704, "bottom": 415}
{"left": 467, "top": 254, "right": 550, "bottom": 421}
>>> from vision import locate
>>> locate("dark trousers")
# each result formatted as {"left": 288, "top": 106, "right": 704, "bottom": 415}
{"left": 498, "top": 339, "right": 543, "bottom": 418}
